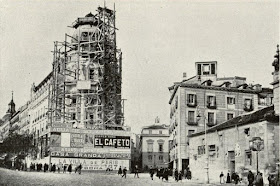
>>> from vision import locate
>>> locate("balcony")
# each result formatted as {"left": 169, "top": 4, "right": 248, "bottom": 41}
{"left": 187, "top": 121, "right": 198, "bottom": 126}
{"left": 207, "top": 101, "right": 217, "bottom": 109}
{"left": 187, "top": 101, "right": 197, "bottom": 108}
{"left": 206, "top": 121, "right": 216, "bottom": 127}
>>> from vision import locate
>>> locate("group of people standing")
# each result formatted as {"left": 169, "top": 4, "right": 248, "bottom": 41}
{"left": 29, "top": 162, "right": 82, "bottom": 174}
{"left": 219, "top": 170, "right": 268, "bottom": 186}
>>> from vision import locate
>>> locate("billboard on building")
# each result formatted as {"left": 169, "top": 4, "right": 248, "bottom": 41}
{"left": 94, "top": 135, "right": 130, "bottom": 149}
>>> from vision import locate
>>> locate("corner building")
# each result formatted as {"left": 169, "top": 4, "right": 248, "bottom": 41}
{"left": 168, "top": 61, "right": 273, "bottom": 171}
{"left": 1, "top": 7, "right": 131, "bottom": 171}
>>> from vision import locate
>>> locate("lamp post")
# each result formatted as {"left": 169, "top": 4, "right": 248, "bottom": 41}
{"left": 197, "top": 109, "right": 209, "bottom": 184}
{"left": 249, "top": 137, "right": 264, "bottom": 174}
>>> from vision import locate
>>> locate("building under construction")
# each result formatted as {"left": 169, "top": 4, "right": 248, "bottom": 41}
{"left": 49, "top": 6, "right": 123, "bottom": 130}
{"left": 9, "top": 6, "right": 132, "bottom": 171}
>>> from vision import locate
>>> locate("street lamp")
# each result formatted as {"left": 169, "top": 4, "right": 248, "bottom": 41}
{"left": 197, "top": 111, "right": 209, "bottom": 184}
{"left": 249, "top": 137, "right": 264, "bottom": 174}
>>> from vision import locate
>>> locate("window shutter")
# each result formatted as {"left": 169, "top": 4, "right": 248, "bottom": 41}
{"left": 227, "top": 97, "right": 229, "bottom": 104}
{"left": 233, "top": 98, "right": 236, "bottom": 104}
{"left": 194, "top": 94, "right": 197, "bottom": 104}
{"left": 211, "top": 64, "right": 215, "bottom": 74}
{"left": 197, "top": 64, "right": 201, "bottom": 75}
{"left": 187, "top": 94, "right": 190, "bottom": 103}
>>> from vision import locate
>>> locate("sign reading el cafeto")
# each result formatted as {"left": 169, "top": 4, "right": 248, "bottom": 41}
{"left": 94, "top": 135, "right": 130, "bottom": 149}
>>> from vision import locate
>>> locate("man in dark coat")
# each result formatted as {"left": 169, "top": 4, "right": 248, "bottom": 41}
{"left": 149, "top": 167, "right": 154, "bottom": 180}
{"left": 121, "top": 167, "right": 127, "bottom": 178}
{"left": 174, "top": 168, "right": 179, "bottom": 182}
{"left": 248, "top": 170, "right": 254, "bottom": 186}
{"left": 134, "top": 165, "right": 139, "bottom": 178}
{"left": 118, "top": 166, "right": 122, "bottom": 175}
{"left": 67, "top": 164, "right": 72, "bottom": 174}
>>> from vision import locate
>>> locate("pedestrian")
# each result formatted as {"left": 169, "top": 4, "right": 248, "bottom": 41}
{"left": 68, "top": 164, "right": 72, "bottom": 174}
{"left": 174, "top": 168, "right": 179, "bottom": 182}
{"left": 118, "top": 166, "right": 122, "bottom": 176}
{"left": 232, "top": 172, "right": 236, "bottom": 183}
{"left": 163, "top": 168, "right": 169, "bottom": 182}
{"left": 268, "top": 174, "right": 276, "bottom": 186}
{"left": 247, "top": 170, "right": 254, "bottom": 186}
{"left": 220, "top": 171, "right": 225, "bottom": 184}
{"left": 149, "top": 167, "right": 154, "bottom": 180}
{"left": 78, "top": 164, "right": 82, "bottom": 174}
{"left": 52, "top": 164, "right": 56, "bottom": 173}
{"left": 255, "top": 172, "right": 264, "bottom": 186}
{"left": 178, "top": 170, "right": 182, "bottom": 182}
{"left": 121, "top": 167, "right": 127, "bottom": 178}
{"left": 134, "top": 165, "right": 139, "bottom": 178}
{"left": 226, "top": 172, "right": 231, "bottom": 183}
{"left": 49, "top": 163, "right": 52, "bottom": 172}
{"left": 43, "top": 163, "right": 47, "bottom": 172}
{"left": 235, "top": 173, "right": 240, "bottom": 185}
{"left": 63, "top": 164, "right": 67, "bottom": 173}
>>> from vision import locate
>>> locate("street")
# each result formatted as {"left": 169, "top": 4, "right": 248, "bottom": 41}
{"left": 0, "top": 168, "right": 236, "bottom": 186}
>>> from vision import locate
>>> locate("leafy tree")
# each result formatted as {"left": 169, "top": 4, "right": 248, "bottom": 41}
{"left": 0, "top": 132, "right": 37, "bottom": 159}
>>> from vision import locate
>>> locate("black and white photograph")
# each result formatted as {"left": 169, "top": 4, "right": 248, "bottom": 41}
{"left": 0, "top": 0, "right": 279, "bottom": 185}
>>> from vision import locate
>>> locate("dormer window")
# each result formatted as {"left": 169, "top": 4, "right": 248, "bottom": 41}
{"left": 203, "top": 64, "right": 210, "bottom": 75}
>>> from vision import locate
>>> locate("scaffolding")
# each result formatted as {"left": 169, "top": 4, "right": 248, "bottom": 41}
{"left": 48, "top": 6, "right": 123, "bottom": 130}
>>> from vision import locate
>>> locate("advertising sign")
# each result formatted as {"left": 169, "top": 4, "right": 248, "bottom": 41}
{"left": 94, "top": 135, "right": 130, "bottom": 149}
{"left": 51, "top": 158, "right": 129, "bottom": 170}
{"left": 70, "top": 133, "right": 84, "bottom": 148}
{"left": 51, "top": 151, "right": 131, "bottom": 159}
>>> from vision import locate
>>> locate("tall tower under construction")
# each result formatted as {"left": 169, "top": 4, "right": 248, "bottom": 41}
{"left": 49, "top": 7, "right": 123, "bottom": 130}
{"left": 40, "top": 6, "right": 131, "bottom": 171}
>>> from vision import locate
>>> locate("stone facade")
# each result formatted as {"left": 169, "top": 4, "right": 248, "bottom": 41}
{"left": 189, "top": 106, "right": 279, "bottom": 184}
{"left": 169, "top": 61, "right": 273, "bottom": 171}
{"left": 139, "top": 124, "right": 169, "bottom": 171}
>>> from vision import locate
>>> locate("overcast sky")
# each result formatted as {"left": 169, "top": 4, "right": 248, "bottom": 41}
{"left": 0, "top": 0, "right": 279, "bottom": 134}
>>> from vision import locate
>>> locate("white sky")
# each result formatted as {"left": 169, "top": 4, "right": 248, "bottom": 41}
{"left": 0, "top": 0, "right": 279, "bottom": 134}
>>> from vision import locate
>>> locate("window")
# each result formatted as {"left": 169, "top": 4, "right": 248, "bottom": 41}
{"left": 89, "top": 114, "right": 94, "bottom": 120}
{"left": 188, "top": 130, "right": 195, "bottom": 136}
{"left": 89, "top": 69, "right": 95, "bottom": 80}
{"left": 227, "top": 113, "right": 234, "bottom": 120}
{"left": 187, "top": 94, "right": 196, "bottom": 104}
{"left": 72, "top": 113, "right": 76, "bottom": 120}
{"left": 148, "top": 143, "right": 153, "bottom": 152}
{"left": 159, "top": 155, "right": 163, "bottom": 163}
{"left": 211, "top": 64, "right": 215, "bottom": 74}
{"left": 209, "top": 145, "right": 216, "bottom": 152}
{"left": 159, "top": 144, "right": 163, "bottom": 152}
{"left": 148, "top": 155, "right": 153, "bottom": 162}
{"left": 197, "top": 64, "right": 201, "bottom": 75}
{"left": 208, "top": 112, "right": 215, "bottom": 124}
{"left": 72, "top": 98, "right": 76, "bottom": 105}
{"left": 149, "top": 130, "right": 152, "bottom": 134}
{"left": 203, "top": 64, "right": 210, "bottom": 75}
{"left": 244, "top": 98, "right": 253, "bottom": 111}
{"left": 188, "top": 111, "right": 195, "bottom": 123}
{"left": 245, "top": 151, "right": 252, "bottom": 165}
{"left": 198, "top": 145, "right": 205, "bottom": 155}
{"left": 207, "top": 96, "right": 216, "bottom": 108}
{"left": 159, "top": 130, "right": 162, "bottom": 134}
{"left": 227, "top": 97, "right": 235, "bottom": 105}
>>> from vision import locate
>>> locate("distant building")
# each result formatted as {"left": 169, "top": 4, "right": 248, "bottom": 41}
{"left": 168, "top": 61, "right": 273, "bottom": 171}
{"left": 139, "top": 123, "right": 169, "bottom": 171}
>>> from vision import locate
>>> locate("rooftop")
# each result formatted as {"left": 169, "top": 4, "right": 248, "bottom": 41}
{"left": 189, "top": 105, "right": 278, "bottom": 137}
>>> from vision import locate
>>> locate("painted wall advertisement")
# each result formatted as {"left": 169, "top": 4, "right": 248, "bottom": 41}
{"left": 94, "top": 135, "right": 130, "bottom": 149}
{"left": 51, "top": 158, "right": 130, "bottom": 170}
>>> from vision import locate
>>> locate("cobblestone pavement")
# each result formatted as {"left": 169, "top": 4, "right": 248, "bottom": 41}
{"left": 0, "top": 168, "right": 236, "bottom": 186}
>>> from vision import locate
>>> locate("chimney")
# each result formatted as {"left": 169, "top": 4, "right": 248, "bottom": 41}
{"left": 183, "top": 72, "right": 187, "bottom": 81}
